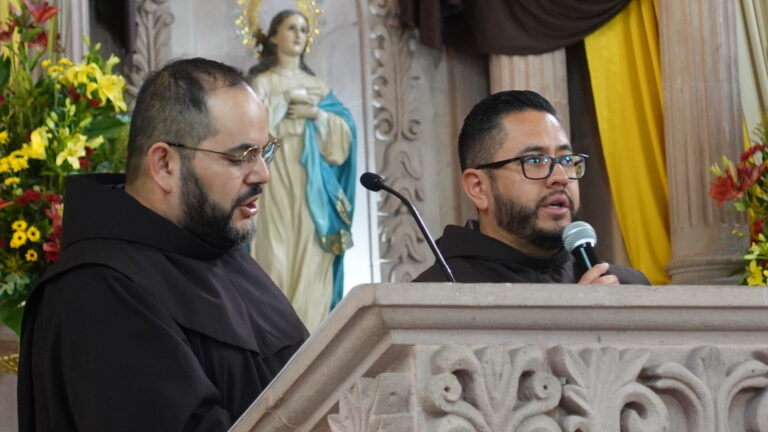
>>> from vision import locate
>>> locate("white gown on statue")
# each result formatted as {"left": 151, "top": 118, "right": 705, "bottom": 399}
{"left": 250, "top": 69, "right": 352, "bottom": 331}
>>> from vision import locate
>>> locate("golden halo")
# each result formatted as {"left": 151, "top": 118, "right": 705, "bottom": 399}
{"left": 236, "top": 0, "right": 323, "bottom": 56}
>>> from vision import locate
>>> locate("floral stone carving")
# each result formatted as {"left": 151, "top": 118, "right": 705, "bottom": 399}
{"left": 368, "top": 0, "right": 427, "bottom": 282}
{"left": 549, "top": 346, "right": 669, "bottom": 432}
{"left": 423, "top": 345, "right": 562, "bottom": 431}
{"left": 644, "top": 346, "right": 768, "bottom": 432}
{"left": 327, "top": 345, "right": 768, "bottom": 431}
{"left": 127, "top": 0, "right": 174, "bottom": 98}
{"left": 328, "top": 372, "right": 412, "bottom": 432}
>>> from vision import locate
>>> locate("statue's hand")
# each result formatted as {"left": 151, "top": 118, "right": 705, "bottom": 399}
{"left": 306, "top": 87, "right": 324, "bottom": 101}
{"left": 287, "top": 102, "right": 319, "bottom": 119}
{"left": 288, "top": 94, "right": 316, "bottom": 105}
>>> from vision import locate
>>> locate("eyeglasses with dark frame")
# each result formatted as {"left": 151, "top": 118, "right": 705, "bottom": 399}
{"left": 167, "top": 135, "right": 282, "bottom": 172}
{"left": 475, "top": 153, "right": 589, "bottom": 180}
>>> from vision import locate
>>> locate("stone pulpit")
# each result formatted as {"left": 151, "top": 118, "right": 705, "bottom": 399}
{"left": 232, "top": 283, "right": 768, "bottom": 431}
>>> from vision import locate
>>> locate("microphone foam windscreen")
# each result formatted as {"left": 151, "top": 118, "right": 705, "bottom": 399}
{"left": 360, "top": 172, "right": 383, "bottom": 191}
{"left": 562, "top": 221, "right": 597, "bottom": 252}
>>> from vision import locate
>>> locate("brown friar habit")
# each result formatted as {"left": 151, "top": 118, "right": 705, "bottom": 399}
{"left": 18, "top": 173, "right": 309, "bottom": 431}
{"left": 415, "top": 221, "right": 650, "bottom": 285}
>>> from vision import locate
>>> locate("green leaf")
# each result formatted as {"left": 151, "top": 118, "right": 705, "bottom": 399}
{"left": 21, "top": 28, "right": 43, "bottom": 44}
{"left": 0, "top": 299, "right": 24, "bottom": 338}
{"left": 0, "top": 280, "right": 14, "bottom": 296}
{"left": 83, "top": 116, "right": 128, "bottom": 139}
{"left": 735, "top": 201, "right": 747, "bottom": 211}
{"left": 0, "top": 55, "right": 11, "bottom": 90}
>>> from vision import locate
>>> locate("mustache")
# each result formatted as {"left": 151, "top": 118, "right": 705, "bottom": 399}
{"left": 232, "top": 184, "right": 263, "bottom": 210}
{"left": 536, "top": 190, "right": 573, "bottom": 209}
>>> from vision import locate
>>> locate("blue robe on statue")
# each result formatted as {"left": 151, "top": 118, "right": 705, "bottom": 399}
{"left": 300, "top": 91, "right": 356, "bottom": 309}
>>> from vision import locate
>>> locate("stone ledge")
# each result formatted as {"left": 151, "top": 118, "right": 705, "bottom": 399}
{"left": 232, "top": 283, "right": 768, "bottom": 431}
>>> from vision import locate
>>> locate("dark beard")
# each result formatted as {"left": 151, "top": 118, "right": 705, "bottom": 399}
{"left": 180, "top": 161, "right": 262, "bottom": 250}
{"left": 492, "top": 182, "right": 578, "bottom": 252}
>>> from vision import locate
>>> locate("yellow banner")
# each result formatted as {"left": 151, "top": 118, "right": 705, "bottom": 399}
{"left": 584, "top": 0, "right": 670, "bottom": 284}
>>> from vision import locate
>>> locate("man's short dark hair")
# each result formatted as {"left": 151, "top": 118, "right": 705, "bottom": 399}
{"left": 458, "top": 90, "right": 557, "bottom": 172}
{"left": 125, "top": 58, "right": 249, "bottom": 183}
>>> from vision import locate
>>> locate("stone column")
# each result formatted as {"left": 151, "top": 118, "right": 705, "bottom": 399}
{"left": 659, "top": 0, "right": 746, "bottom": 284}
{"left": 489, "top": 51, "right": 570, "bottom": 133}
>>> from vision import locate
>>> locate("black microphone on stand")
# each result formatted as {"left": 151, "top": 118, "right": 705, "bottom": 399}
{"left": 360, "top": 172, "right": 456, "bottom": 282}
{"left": 562, "top": 221, "right": 600, "bottom": 278}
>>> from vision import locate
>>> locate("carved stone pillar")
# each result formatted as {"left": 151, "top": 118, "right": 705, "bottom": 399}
{"left": 489, "top": 51, "right": 570, "bottom": 134}
{"left": 369, "top": 0, "right": 428, "bottom": 282}
{"left": 659, "top": 0, "right": 746, "bottom": 284}
{"left": 127, "top": 0, "right": 174, "bottom": 98}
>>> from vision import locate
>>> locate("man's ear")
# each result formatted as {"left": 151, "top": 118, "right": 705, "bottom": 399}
{"left": 461, "top": 169, "right": 490, "bottom": 211}
{"left": 145, "top": 142, "right": 178, "bottom": 194}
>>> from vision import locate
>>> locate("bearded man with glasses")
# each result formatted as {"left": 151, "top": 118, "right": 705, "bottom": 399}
{"left": 18, "top": 58, "right": 308, "bottom": 431}
{"left": 415, "top": 90, "right": 648, "bottom": 285}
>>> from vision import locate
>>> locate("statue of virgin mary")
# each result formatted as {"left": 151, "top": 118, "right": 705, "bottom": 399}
{"left": 248, "top": 9, "right": 356, "bottom": 331}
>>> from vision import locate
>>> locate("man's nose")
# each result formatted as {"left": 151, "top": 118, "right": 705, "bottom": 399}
{"left": 244, "top": 157, "right": 270, "bottom": 185}
{"left": 547, "top": 161, "right": 570, "bottom": 185}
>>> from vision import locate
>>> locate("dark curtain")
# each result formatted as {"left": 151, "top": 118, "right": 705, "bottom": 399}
{"left": 399, "top": 0, "right": 630, "bottom": 55}
{"left": 91, "top": 0, "right": 136, "bottom": 72}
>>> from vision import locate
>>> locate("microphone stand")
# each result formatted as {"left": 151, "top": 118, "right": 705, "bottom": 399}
{"left": 377, "top": 183, "right": 456, "bottom": 283}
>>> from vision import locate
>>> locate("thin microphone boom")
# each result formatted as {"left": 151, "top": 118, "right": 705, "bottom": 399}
{"left": 360, "top": 172, "right": 456, "bottom": 282}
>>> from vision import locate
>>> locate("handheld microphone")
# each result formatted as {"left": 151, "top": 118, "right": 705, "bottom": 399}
{"left": 360, "top": 172, "right": 456, "bottom": 282}
{"left": 562, "top": 221, "right": 600, "bottom": 278}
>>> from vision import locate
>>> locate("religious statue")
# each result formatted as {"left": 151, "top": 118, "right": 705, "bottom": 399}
{"left": 247, "top": 9, "right": 356, "bottom": 331}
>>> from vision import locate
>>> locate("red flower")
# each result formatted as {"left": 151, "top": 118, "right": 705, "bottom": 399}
{"left": 87, "top": 98, "right": 100, "bottom": 108}
{"left": 28, "top": 30, "right": 47, "bottom": 48}
{"left": 0, "top": 20, "right": 17, "bottom": 42}
{"left": 709, "top": 174, "right": 740, "bottom": 206}
{"left": 752, "top": 217, "right": 765, "bottom": 244}
{"left": 44, "top": 203, "right": 63, "bottom": 261}
{"left": 78, "top": 146, "right": 94, "bottom": 168}
{"left": 15, "top": 188, "right": 42, "bottom": 206}
{"left": 740, "top": 145, "right": 766, "bottom": 163}
{"left": 67, "top": 87, "right": 80, "bottom": 103}
{"left": 44, "top": 204, "right": 62, "bottom": 238}
{"left": 42, "top": 241, "right": 59, "bottom": 261}
{"left": 0, "top": 198, "right": 12, "bottom": 210}
{"left": 0, "top": 94, "right": 5, "bottom": 105}
{"left": 737, "top": 163, "right": 766, "bottom": 191}
{"left": 23, "top": 0, "right": 59, "bottom": 25}
{"left": 44, "top": 193, "right": 61, "bottom": 204}
{"left": 0, "top": 238, "right": 4, "bottom": 248}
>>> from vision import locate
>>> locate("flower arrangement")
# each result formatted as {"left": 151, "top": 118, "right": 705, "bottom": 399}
{"left": 0, "top": 0, "right": 129, "bottom": 336}
{"left": 709, "top": 121, "right": 768, "bottom": 285}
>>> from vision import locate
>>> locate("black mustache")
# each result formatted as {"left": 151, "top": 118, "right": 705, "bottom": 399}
{"left": 233, "top": 184, "right": 263, "bottom": 209}
{"left": 536, "top": 190, "right": 573, "bottom": 209}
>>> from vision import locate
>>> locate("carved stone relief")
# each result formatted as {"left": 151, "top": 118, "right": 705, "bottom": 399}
{"left": 644, "top": 347, "right": 768, "bottom": 432}
{"left": 127, "top": 0, "right": 175, "bottom": 99}
{"left": 424, "top": 345, "right": 562, "bottom": 432}
{"left": 329, "top": 345, "right": 768, "bottom": 431}
{"left": 368, "top": 0, "right": 426, "bottom": 282}
{"left": 328, "top": 373, "right": 412, "bottom": 432}
{"left": 550, "top": 347, "right": 669, "bottom": 432}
